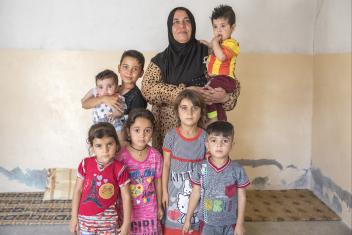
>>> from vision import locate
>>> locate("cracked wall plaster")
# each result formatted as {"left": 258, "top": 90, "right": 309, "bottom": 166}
{"left": 312, "top": 168, "right": 352, "bottom": 211}
{"left": 0, "top": 166, "right": 47, "bottom": 191}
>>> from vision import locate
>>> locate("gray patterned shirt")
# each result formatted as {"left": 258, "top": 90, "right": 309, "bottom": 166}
{"left": 162, "top": 127, "right": 207, "bottom": 230}
{"left": 190, "top": 157, "right": 250, "bottom": 226}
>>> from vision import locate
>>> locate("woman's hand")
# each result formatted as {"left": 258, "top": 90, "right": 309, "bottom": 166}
{"left": 186, "top": 86, "right": 203, "bottom": 93}
{"left": 199, "top": 86, "right": 229, "bottom": 105}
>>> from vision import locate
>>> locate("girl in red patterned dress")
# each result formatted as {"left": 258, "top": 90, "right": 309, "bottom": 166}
{"left": 70, "top": 122, "right": 131, "bottom": 235}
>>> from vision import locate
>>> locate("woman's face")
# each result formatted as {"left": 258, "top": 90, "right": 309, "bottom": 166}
{"left": 172, "top": 10, "right": 192, "bottom": 43}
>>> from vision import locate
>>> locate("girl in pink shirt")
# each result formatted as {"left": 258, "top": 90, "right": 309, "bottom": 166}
{"left": 117, "top": 108, "right": 163, "bottom": 235}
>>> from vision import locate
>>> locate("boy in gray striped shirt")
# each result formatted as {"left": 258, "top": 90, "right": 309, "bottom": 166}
{"left": 183, "top": 121, "right": 250, "bottom": 235}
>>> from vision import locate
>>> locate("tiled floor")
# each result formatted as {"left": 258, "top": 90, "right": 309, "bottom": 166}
{"left": 0, "top": 221, "right": 351, "bottom": 235}
{"left": 246, "top": 221, "right": 351, "bottom": 235}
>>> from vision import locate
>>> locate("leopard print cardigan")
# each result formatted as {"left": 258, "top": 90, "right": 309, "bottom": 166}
{"left": 141, "top": 62, "right": 241, "bottom": 151}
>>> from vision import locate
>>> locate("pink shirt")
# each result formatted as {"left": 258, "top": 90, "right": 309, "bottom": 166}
{"left": 117, "top": 146, "right": 163, "bottom": 235}
{"left": 77, "top": 157, "right": 129, "bottom": 216}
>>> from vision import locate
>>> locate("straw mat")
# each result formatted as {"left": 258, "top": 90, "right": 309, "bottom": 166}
{"left": 0, "top": 189, "right": 339, "bottom": 225}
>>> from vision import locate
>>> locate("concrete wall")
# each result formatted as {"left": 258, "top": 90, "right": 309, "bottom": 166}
{"left": 0, "top": 0, "right": 317, "bottom": 189}
{"left": 311, "top": 0, "right": 351, "bottom": 227}
{"left": 0, "top": 0, "right": 315, "bottom": 53}
{"left": 0, "top": 50, "right": 314, "bottom": 192}
{"left": 231, "top": 54, "right": 313, "bottom": 189}
{"left": 0, "top": 0, "right": 350, "bottom": 227}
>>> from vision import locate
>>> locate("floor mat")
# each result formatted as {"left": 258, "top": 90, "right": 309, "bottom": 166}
{"left": 0, "top": 189, "right": 340, "bottom": 225}
{"left": 0, "top": 192, "right": 71, "bottom": 225}
{"left": 245, "top": 189, "right": 340, "bottom": 222}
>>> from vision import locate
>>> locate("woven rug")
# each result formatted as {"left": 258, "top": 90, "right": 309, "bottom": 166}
{"left": 245, "top": 189, "right": 340, "bottom": 222}
{"left": 0, "top": 192, "right": 71, "bottom": 225}
{"left": 0, "top": 189, "right": 340, "bottom": 225}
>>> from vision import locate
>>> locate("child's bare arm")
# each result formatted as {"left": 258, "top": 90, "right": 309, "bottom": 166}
{"left": 234, "top": 188, "right": 246, "bottom": 235}
{"left": 118, "top": 183, "right": 131, "bottom": 235}
{"left": 161, "top": 151, "right": 171, "bottom": 210}
{"left": 211, "top": 36, "right": 226, "bottom": 61}
{"left": 81, "top": 88, "right": 99, "bottom": 109}
{"left": 81, "top": 88, "right": 95, "bottom": 106}
{"left": 182, "top": 184, "right": 201, "bottom": 234}
{"left": 81, "top": 89, "right": 122, "bottom": 111}
{"left": 156, "top": 177, "right": 163, "bottom": 220}
{"left": 70, "top": 177, "right": 83, "bottom": 234}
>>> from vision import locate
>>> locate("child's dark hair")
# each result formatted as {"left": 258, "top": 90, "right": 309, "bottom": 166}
{"left": 88, "top": 122, "right": 121, "bottom": 151}
{"left": 211, "top": 4, "right": 236, "bottom": 26}
{"left": 120, "top": 50, "right": 145, "bottom": 69}
{"left": 206, "top": 121, "right": 234, "bottom": 138}
{"left": 174, "top": 90, "right": 206, "bottom": 127}
{"left": 125, "top": 108, "right": 156, "bottom": 130}
{"left": 95, "top": 69, "right": 119, "bottom": 86}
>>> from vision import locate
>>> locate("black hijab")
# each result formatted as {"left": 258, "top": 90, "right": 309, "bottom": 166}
{"left": 151, "top": 7, "right": 208, "bottom": 87}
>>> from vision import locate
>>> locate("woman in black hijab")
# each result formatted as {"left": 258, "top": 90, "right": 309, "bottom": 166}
{"left": 142, "top": 7, "right": 240, "bottom": 150}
